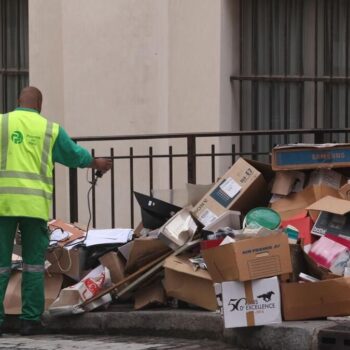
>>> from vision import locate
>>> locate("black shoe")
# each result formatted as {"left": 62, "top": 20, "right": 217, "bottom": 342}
{"left": 20, "top": 320, "right": 44, "bottom": 336}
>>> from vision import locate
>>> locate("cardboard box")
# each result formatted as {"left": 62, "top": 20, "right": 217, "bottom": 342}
{"left": 158, "top": 207, "right": 198, "bottom": 250}
{"left": 270, "top": 185, "right": 340, "bottom": 220}
{"left": 271, "top": 171, "right": 305, "bottom": 196}
{"left": 120, "top": 237, "right": 170, "bottom": 274}
{"left": 163, "top": 255, "right": 217, "bottom": 311}
{"left": 272, "top": 143, "right": 350, "bottom": 171}
{"left": 4, "top": 272, "right": 63, "bottom": 314}
{"left": 202, "top": 232, "right": 292, "bottom": 282}
{"left": 98, "top": 251, "right": 125, "bottom": 284}
{"left": 339, "top": 181, "right": 350, "bottom": 200}
{"left": 46, "top": 246, "right": 87, "bottom": 281}
{"left": 218, "top": 276, "right": 281, "bottom": 328}
{"left": 281, "top": 277, "right": 350, "bottom": 320}
{"left": 192, "top": 158, "right": 272, "bottom": 226}
{"left": 48, "top": 219, "right": 86, "bottom": 247}
{"left": 280, "top": 211, "right": 315, "bottom": 246}
{"left": 134, "top": 280, "right": 166, "bottom": 310}
{"left": 307, "top": 196, "right": 350, "bottom": 238}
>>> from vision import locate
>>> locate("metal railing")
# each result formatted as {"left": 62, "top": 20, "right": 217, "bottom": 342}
{"left": 62, "top": 128, "right": 350, "bottom": 228}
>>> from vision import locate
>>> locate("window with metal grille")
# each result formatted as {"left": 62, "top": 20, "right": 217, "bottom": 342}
{"left": 0, "top": 0, "right": 28, "bottom": 113}
{"left": 231, "top": 0, "right": 350, "bottom": 160}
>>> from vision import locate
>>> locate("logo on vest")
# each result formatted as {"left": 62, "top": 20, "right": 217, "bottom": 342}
{"left": 11, "top": 131, "right": 24, "bottom": 144}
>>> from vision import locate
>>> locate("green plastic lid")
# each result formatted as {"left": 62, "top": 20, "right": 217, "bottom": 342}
{"left": 244, "top": 207, "right": 281, "bottom": 230}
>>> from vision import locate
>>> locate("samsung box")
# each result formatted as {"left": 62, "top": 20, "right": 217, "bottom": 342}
{"left": 202, "top": 232, "right": 292, "bottom": 282}
{"left": 272, "top": 143, "right": 350, "bottom": 171}
{"left": 217, "top": 277, "right": 281, "bottom": 328}
{"left": 192, "top": 158, "right": 272, "bottom": 226}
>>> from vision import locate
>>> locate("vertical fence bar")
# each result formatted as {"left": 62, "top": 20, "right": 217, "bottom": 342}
{"left": 110, "top": 148, "right": 115, "bottom": 228}
{"left": 169, "top": 146, "right": 173, "bottom": 189}
{"left": 187, "top": 136, "right": 196, "bottom": 184}
{"left": 69, "top": 167, "right": 78, "bottom": 223}
{"left": 149, "top": 146, "right": 153, "bottom": 195}
{"left": 211, "top": 144, "right": 216, "bottom": 183}
{"left": 231, "top": 144, "right": 236, "bottom": 165}
{"left": 346, "top": 0, "right": 349, "bottom": 142}
{"left": 130, "top": 147, "right": 134, "bottom": 228}
{"left": 314, "top": 0, "right": 318, "bottom": 131}
{"left": 239, "top": 0, "right": 243, "bottom": 153}
{"left": 91, "top": 149, "right": 96, "bottom": 228}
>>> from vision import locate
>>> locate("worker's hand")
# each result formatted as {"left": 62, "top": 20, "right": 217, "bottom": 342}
{"left": 90, "top": 158, "right": 112, "bottom": 174}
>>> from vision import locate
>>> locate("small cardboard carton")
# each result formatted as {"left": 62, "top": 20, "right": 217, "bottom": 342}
{"left": 48, "top": 219, "right": 86, "bottom": 247}
{"left": 163, "top": 255, "right": 217, "bottom": 311}
{"left": 46, "top": 246, "right": 88, "bottom": 282}
{"left": 202, "top": 232, "right": 292, "bottom": 282}
{"left": 281, "top": 277, "right": 350, "bottom": 321}
{"left": 307, "top": 169, "right": 345, "bottom": 189}
{"left": 4, "top": 272, "right": 63, "bottom": 314}
{"left": 98, "top": 251, "right": 125, "bottom": 284}
{"left": 307, "top": 196, "right": 350, "bottom": 238}
{"left": 271, "top": 171, "right": 305, "bottom": 196}
{"left": 272, "top": 143, "right": 350, "bottom": 171}
{"left": 158, "top": 207, "right": 198, "bottom": 250}
{"left": 203, "top": 210, "right": 241, "bottom": 233}
{"left": 217, "top": 276, "right": 281, "bottom": 328}
{"left": 270, "top": 185, "right": 340, "bottom": 220}
{"left": 192, "top": 158, "right": 272, "bottom": 226}
{"left": 120, "top": 237, "right": 170, "bottom": 274}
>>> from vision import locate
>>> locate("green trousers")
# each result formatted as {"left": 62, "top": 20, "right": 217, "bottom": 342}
{"left": 0, "top": 217, "right": 49, "bottom": 324}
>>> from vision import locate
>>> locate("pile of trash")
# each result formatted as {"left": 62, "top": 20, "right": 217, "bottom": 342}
{"left": 7, "top": 142, "right": 350, "bottom": 328}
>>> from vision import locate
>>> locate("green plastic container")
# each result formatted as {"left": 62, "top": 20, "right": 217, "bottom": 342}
{"left": 244, "top": 207, "right": 281, "bottom": 230}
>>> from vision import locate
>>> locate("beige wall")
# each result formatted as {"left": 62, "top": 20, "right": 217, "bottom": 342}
{"left": 29, "top": 0, "right": 236, "bottom": 226}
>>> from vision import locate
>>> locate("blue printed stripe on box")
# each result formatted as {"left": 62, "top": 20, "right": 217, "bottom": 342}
{"left": 210, "top": 180, "right": 238, "bottom": 207}
{"left": 276, "top": 148, "right": 350, "bottom": 166}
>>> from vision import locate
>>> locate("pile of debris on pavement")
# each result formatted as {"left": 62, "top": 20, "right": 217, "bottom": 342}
{"left": 7, "top": 142, "right": 350, "bottom": 328}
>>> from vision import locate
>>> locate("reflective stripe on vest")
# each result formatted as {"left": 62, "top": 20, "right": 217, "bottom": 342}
{"left": 23, "top": 263, "right": 45, "bottom": 273}
{"left": 0, "top": 187, "right": 52, "bottom": 200}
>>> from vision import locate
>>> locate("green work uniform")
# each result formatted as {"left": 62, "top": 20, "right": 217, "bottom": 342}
{"left": 0, "top": 108, "right": 92, "bottom": 324}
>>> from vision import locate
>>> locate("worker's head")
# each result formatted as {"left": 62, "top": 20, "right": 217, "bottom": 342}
{"left": 18, "top": 86, "right": 43, "bottom": 113}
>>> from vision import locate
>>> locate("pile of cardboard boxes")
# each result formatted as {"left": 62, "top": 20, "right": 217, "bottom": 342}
{"left": 7, "top": 142, "right": 350, "bottom": 328}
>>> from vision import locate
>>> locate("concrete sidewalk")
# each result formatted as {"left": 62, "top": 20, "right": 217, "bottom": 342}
{"left": 2, "top": 306, "right": 343, "bottom": 350}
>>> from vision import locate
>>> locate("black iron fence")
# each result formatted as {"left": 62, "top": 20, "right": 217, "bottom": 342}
{"left": 60, "top": 128, "right": 350, "bottom": 228}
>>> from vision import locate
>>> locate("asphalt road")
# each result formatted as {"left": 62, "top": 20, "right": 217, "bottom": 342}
{"left": 0, "top": 334, "right": 242, "bottom": 350}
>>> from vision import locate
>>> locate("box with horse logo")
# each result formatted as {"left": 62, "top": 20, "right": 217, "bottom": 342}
{"left": 216, "top": 276, "right": 281, "bottom": 328}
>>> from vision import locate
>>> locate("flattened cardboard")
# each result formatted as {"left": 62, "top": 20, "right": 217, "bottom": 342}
{"left": 307, "top": 195, "right": 350, "bottom": 215}
{"left": 4, "top": 272, "right": 63, "bottom": 314}
{"left": 270, "top": 185, "right": 340, "bottom": 220}
{"left": 123, "top": 237, "right": 170, "bottom": 274}
{"left": 281, "top": 277, "right": 350, "bottom": 320}
{"left": 219, "top": 277, "right": 281, "bottom": 328}
{"left": 272, "top": 143, "right": 350, "bottom": 171}
{"left": 163, "top": 255, "right": 217, "bottom": 311}
{"left": 202, "top": 233, "right": 292, "bottom": 282}
{"left": 192, "top": 158, "right": 271, "bottom": 226}
{"left": 46, "top": 246, "right": 87, "bottom": 281}
{"left": 134, "top": 280, "right": 166, "bottom": 310}
{"left": 48, "top": 219, "right": 86, "bottom": 247}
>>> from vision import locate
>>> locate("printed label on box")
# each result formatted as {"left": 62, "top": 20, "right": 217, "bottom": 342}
{"left": 199, "top": 208, "right": 218, "bottom": 226}
{"left": 219, "top": 178, "right": 241, "bottom": 198}
{"left": 210, "top": 178, "right": 241, "bottom": 208}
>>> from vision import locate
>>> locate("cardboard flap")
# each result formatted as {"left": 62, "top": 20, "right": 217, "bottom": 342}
{"left": 163, "top": 255, "right": 212, "bottom": 280}
{"left": 306, "top": 196, "right": 350, "bottom": 215}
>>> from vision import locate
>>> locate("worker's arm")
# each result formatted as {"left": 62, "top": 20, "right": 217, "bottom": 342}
{"left": 52, "top": 127, "right": 112, "bottom": 173}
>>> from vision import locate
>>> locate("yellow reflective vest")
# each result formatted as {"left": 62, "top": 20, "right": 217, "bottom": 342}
{"left": 0, "top": 110, "right": 59, "bottom": 220}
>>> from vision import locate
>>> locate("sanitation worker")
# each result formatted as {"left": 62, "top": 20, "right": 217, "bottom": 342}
{"left": 0, "top": 86, "right": 112, "bottom": 336}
